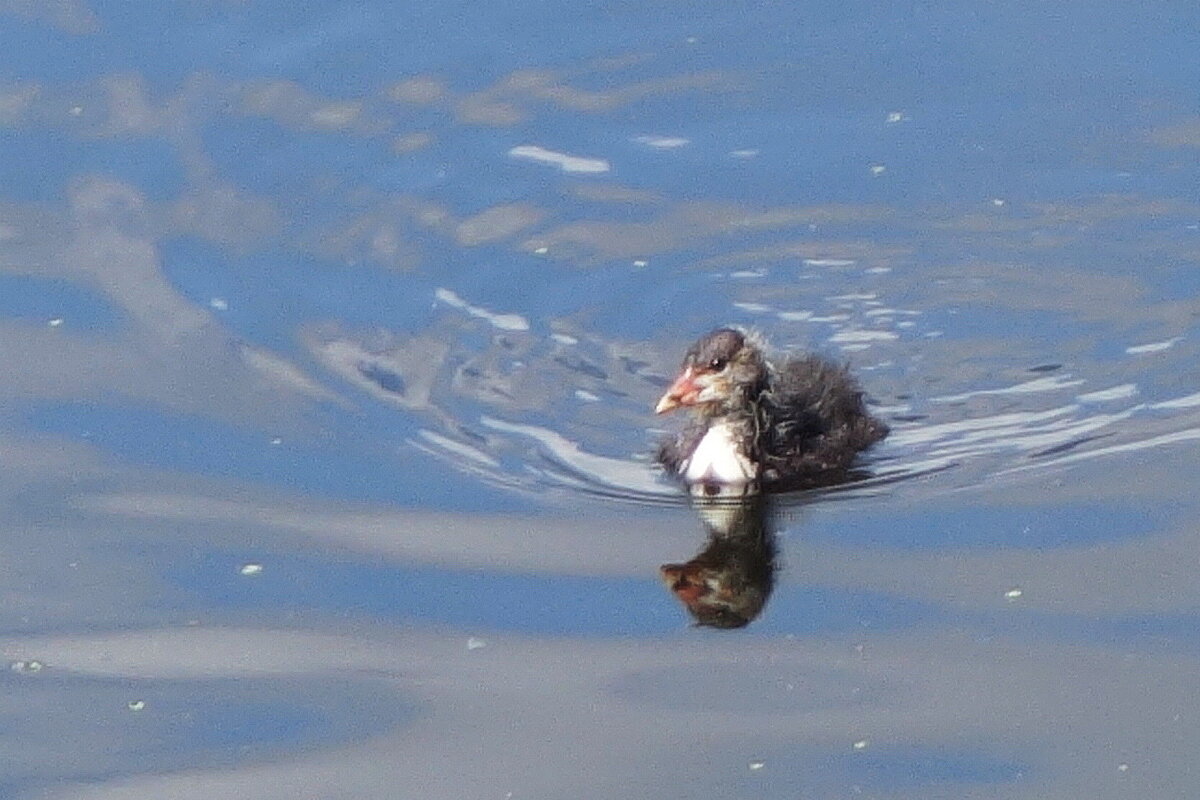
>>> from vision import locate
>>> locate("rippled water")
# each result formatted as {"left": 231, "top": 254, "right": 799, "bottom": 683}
{"left": 3, "top": 2, "right": 1200, "bottom": 798}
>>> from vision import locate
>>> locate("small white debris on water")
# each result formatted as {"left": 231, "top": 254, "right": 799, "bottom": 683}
{"left": 748, "top": 761, "right": 765, "bottom": 771}
{"left": 435, "top": 288, "right": 530, "bottom": 331}
{"left": 551, "top": 333, "right": 578, "bottom": 345}
{"left": 633, "top": 259, "right": 648, "bottom": 267}
{"left": 533, "top": 246, "right": 549, "bottom": 255}
{"left": 10, "top": 660, "right": 44, "bottom": 673}
{"left": 829, "top": 329, "right": 899, "bottom": 343}
{"left": 992, "top": 198, "right": 1006, "bottom": 206}
{"left": 127, "top": 700, "right": 146, "bottom": 711}
{"left": 803, "top": 258, "right": 856, "bottom": 268}
{"left": 239, "top": 563, "right": 263, "bottom": 576}
{"left": 1118, "top": 763, "right": 1130, "bottom": 773}
{"left": 853, "top": 739, "right": 870, "bottom": 751}
{"left": 466, "top": 637, "right": 487, "bottom": 651}
{"left": 48, "top": 317, "right": 64, "bottom": 327}
{"left": 508, "top": 145, "right": 610, "bottom": 174}
{"left": 69, "top": 106, "right": 83, "bottom": 116}
{"left": 1126, "top": 337, "right": 1182, "bottom": 355}
{"left": 270, "top": 437, "right": 282, "bottom": 445}
{"left": 209, "top": 298, "right": 228, "bottom": 311}
{"left": 574, "top": 389, "right": 600, "bottom": 402}
{"left": 632, "top": 135, "right": 689, "bottom": 149}
{"left": 870, "top": 164, "right": 886, "bottom": 176}
{"left": 886, "top": 111, "right": 906, "bottom": 123}
{"left": 1005, "top": 588, "right": 1023, "bottom": 601}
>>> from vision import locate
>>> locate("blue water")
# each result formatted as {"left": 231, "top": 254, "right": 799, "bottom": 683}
{"left": 3, "top": 0, "right": 1200, "bottom": 797}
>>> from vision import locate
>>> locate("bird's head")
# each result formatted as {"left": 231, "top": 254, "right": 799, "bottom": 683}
{"left": 655, "top": 328, "right": 767, "bottom": 417}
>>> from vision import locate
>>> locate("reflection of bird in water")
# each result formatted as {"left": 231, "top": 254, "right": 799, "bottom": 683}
{"left": 660, "top": 492, "right": 777, "bottom": 629}
{"left": 655, "top": 327, "right": 888, "bottom": 492}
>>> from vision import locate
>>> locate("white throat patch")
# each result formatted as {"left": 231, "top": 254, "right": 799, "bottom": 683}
{"left": 682, "top": 422, "right": 757, "bottom": 485}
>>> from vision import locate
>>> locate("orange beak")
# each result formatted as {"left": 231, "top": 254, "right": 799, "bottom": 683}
{"left": 660, "top": 564, "right": 706, "bottom": 604}
{"left": 655, "top": 367, "right": 701, "bottom": 414}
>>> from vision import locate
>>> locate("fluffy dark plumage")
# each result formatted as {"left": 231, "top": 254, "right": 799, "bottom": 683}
{"left": 655, "top": 328, "right": 888, "bottom": 489}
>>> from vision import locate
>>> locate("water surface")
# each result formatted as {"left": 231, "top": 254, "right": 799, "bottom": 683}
{"left": 3, "top": 1, "right": 1200, "bottom": 797}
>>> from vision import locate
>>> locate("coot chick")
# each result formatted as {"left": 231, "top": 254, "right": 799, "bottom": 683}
{"left": 654, "top": 327, "right": 888, "bottom": 490}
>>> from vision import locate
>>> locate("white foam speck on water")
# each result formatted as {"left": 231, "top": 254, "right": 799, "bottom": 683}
{"left": 802, "top": 258, "right": 857, "bottom": 268}
{"left": 508, "top": 145, "right": 610, "bottom": 174}
{"left": 434, "top": 288, "right": 529, "bottom": 331}
{"left": 1126, "top": 337, "right": 1182, "bottom": 354}
{"left": 828, "top": 329, "right": 899, "bottom": 343}
{"left": 631, "top": 135, "right": 689, "bottom": 149}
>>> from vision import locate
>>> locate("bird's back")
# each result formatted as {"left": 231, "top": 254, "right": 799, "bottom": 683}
{"left": 758, "top": 353, "right": 888, "bottom": 480}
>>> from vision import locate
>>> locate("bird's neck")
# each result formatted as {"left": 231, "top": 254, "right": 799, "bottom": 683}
{"left": 700, "top": 376, "right": 767, "bottom": 422}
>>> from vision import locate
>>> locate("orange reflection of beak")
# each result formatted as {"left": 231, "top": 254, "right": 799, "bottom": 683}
{"left": 660, "top": 564, "right": 705, "bottom": 604}
{"left": 655, "top": 367, "right": 701, "bottom": 414}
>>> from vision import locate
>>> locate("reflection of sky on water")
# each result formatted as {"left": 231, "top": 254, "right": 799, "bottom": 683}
{"left": 4, "top": 0, "right": 1200, "bottom": 797}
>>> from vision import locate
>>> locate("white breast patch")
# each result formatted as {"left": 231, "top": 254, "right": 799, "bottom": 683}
{"left": 682, "top": 422, "right": 757, "bottom": 485}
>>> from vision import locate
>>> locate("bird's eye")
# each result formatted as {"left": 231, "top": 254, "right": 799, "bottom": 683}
{"left": 708, "top": 357, "right": 727, "bottom": 371}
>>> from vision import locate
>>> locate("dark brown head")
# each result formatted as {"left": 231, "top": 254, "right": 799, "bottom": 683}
{"left": 655, "top": 328, "right": 767, "bottom": 417}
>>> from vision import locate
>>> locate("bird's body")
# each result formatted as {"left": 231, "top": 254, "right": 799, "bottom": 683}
{"left": 655, "top": 328, "right": 888, "bottom": 490}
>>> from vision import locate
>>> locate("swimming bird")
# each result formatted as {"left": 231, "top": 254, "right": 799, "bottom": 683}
{"left": 654, "top": 327, "right": 888, "bottom": 490}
